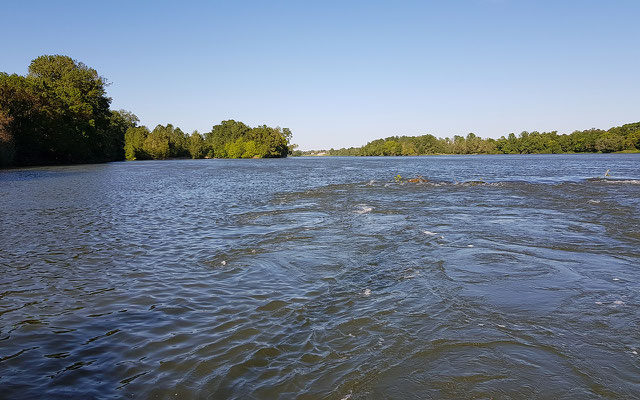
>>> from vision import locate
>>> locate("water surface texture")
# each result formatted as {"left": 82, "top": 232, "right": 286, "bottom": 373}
{"left": 1, "top": 154, "right": 639, "bottom": 399}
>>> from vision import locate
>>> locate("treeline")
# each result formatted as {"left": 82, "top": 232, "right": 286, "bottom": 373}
{"left": 0, "top": 55, "right": 293, "bottom": 167}
{"left": 297, "top": 123, "right": 640, "bottom": 157}
{"left": 124, "top": 120, "right": 293, "bottom": 160}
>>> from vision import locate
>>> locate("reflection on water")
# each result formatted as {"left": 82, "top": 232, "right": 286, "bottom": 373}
{"left": 1, "top": 154, "right": 639, "bottom": 399}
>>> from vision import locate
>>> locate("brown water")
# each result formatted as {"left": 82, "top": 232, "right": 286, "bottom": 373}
{"left": 1, "top": 154, "right": 639, "bottom": 399}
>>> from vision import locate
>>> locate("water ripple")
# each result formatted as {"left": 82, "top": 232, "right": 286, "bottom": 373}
{"left": 1, "top": 155, "right": 639, "bottom": 398}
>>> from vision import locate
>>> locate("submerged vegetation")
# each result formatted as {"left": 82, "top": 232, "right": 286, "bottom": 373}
{"left": 296, "top": 122, "right": 640, "bottom": 157}
{"left": 0, "top": 55, "right": 293, "bottom": 167}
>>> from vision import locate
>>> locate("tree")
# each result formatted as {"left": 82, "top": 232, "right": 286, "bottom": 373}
{"left": 28, "top": 55, "right": 114, "bottom": 163}
{"left": 0, "top": 107, "right": 15, "bottom": 166}
{"left": 108, "top": 109, "right": 139, "bottom": 160}
{"left": 382, "top": 140, "right": 402, "bottom": 156}
{"left": 242, "top": 140, "right": 259, "bottom": 158}
{"left": 595, "top": 132, "right": 624, "bottom": 153}
{"left": 143, "top": 127, "right": 170, "bottom": 159}
{"left": 225, "top": 138, "right": 245, "bottom": 158}
{"left": 626, "top": 130, "right": 640, "bottom": 150}
{"left": 0, "top": 72, "right": 50, "bottom": 164}
{"left": 203, "top": 120, "right": 292, "bottom": 159}
{"left": 187, "top": 130, "right": 205, "bottom": 159}
{"left": 0, "top": 55, "right": 125, "bottom": 166}
{"left": 124, "top": 126, "right": 150, "bottom": 160}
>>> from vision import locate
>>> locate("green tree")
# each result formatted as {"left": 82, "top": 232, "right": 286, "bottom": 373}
{"left": 0, "top": 108, "right": 15, "bottom": 166}
{"left": 595, "top": 132, "right": 625, "bottom": 153}
{"left": 0, "top": 72, "right": 50, "bottom": 164}
{"left": 28, "top": 55, "right": 114, "bottom": 163}
{"left": 225, "top": 138, "right": 245, "bottom": 158}
{"left": 124, "top": 126, "right": 150, "bottom": 160}
{"left": 143, "top": 127, "right": 170, "bottom": 159}
{"left": 382, "top": 139, "right": 402, "bottom": 155}
{"left": 0, "top": 55, "right": 125, "bottom": 166}
{"left": 242, "top": 140, "right": 259, "bottom": 158}
{"left": 108, "top": 109, "right": 139, "bottom": 160}
{"left": 203, "top": 120, "right": 292, "bottom": 159}
{"left": 187, "top": 130, "right": 205, "bottom": 159}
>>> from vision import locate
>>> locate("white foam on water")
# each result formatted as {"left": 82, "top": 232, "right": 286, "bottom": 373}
{"left": 423, "top": 230, "right": 437, "bottom": 236}
{"left": 467, "top": 244, "right": 474, "bottom": 248}
{"left": 595, "top": 301, "right": 603, "bottom": 305}
{"left": 588, "top": 199, "right": 601, "bottom": 204}
{"left": 355, "top": 205, "right": 373, "bottom": 214}
{"left": 613, "top": 300, "right": 625, "bottom": 306}
{"left": 497, "top": 324, "right": 506, "bottom": 328}
{"left": 220, "top": 260, "right": 227, "bottom": 266}
{"left": 363, "top": 289, "right": 372, "bottom": 296}
{"left": 605, "top": 179, "right": 640, "bottom": 184}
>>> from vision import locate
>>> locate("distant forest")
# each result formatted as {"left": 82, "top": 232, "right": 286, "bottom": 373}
{"left": 0, "top": 55, "right": 293, "bottom": 167}
{"left": 297, "top": 122, "right": 640, "bottom": 157}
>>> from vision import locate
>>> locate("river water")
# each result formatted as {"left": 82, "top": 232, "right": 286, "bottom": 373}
{"left": 1, "top": 154, "right": 639, "bottom": 399}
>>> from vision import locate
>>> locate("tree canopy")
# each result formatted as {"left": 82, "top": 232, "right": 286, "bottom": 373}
{"left": 122, "top": 120, "right": 293, "bottom": 160}
{"left": 0, "top": 55, "right": 137, "bottom": 166}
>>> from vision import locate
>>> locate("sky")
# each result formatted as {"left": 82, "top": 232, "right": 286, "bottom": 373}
{"left": 2, "top": 0, "right": 639, "bottom": 149}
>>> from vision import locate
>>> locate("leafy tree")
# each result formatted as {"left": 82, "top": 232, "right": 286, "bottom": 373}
{"left": 608, "top": 122, "right": 640, "bottom": 150}
{"left": 0, "top": 55, "right": 126, "bottom": 166}
{"left": 0, "top": 107, "right": 15, "bottom": 166}
{"left": 626, "top": 130, "right": 640, "bottom": 150}
{"left": 242, "top": 140, "right": 259, "bottom": 158}
{"left": 108, "top": 109, "right": 139, "bottom": 160}
{"left": 225, "top": 138, "right": 245, "bottom": 158}
{"left": 203, "top": 120, "right": 292, "bottom": 159}
{"left": 0, "top": 72, "right": 50, "bottom": 164}
{"left": 143, "top": 126, "right": 170, "bottom": 159}
{"left": 187, "top": 130, "right": 205, "bottom": 159}
{"left": 205, "top": 120, "right": 251, "bottom": 157}
{"left": 595, "top": 132, "right": 625, "bottom": 153}
{"left": 124, "top": 126, "right": 150, "bottom": 160}
{"left": 28, "top": 55, "right": 114, "bottom": 162}
{"left": 382, "top": 140, "right": 402, "bottom": 156}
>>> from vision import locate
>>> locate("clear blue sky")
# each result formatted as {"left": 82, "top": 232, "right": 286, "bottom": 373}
{"left": 3, "top": 0, "right": 639, "bottom": 149}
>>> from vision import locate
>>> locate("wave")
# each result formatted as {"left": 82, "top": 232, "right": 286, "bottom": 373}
{"left": 354, "top": 204, "right": 373, "bottom": 214}
{"left": 586, "top": 178, "right": 640, "bottom": 184}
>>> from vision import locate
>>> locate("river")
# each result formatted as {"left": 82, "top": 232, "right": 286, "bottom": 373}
{"left": 1, "top": 154, "right": 639, "bottom": 399}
